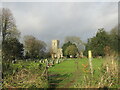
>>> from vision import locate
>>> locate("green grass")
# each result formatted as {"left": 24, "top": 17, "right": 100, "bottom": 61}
{"left": 48, "top": 58, "right": 118, "bottom": 88}
{"left": 48, "top": 58, "right": 103, "bottom": 76}
{"left": 49, "top": 60, "right": 76, "bottom": 74}
{"left": 3, "top": 58, "right": 119, "bottom": 88}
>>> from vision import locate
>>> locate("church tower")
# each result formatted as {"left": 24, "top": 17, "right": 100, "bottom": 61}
{"left": 52, "top": 40, "right": 59, "bottom": 54}
{"left": 51, "top": 40, "right": 63, "bottom": 59}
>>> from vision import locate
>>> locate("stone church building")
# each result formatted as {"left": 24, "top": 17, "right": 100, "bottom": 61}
{"left": 51, "top": 40, "right": 63, "bottom": 59}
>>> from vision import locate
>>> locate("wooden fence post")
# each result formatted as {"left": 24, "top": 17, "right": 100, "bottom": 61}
{"left": 88, "top": 50, "right": 93, "bottom": 76}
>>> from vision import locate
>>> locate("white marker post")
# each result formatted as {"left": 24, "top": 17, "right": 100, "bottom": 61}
{"left": 88, "top": 50, "right": 93, "bottom": 76}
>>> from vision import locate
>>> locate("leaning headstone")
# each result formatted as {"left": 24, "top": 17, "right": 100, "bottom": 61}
{"left": 12, "top": 60, "right": 14, "bottom": 64}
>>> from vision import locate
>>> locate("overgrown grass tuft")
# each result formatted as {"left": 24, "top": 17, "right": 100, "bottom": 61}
{"left": 3, "top": 60, "right": 48, "bottom": 88}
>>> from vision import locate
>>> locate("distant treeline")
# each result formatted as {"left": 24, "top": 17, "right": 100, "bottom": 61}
{"left": 1, "top": 8, "right": 119, "bottom": 62}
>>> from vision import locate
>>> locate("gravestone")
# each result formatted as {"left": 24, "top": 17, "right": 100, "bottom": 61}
{"left": 51, "top": 60, "right": 54, "bottom": 65}
{"left": 70, "top": 55, "right": 73, "bottom": 58}
{"left": 39, "top": 60, "right": 41, "bottom": 63}
{"left": 12, "top": 59, "right": 17, "bottom": 64}
{"left": 45, "top": 59, "right": 49, "bottom": 67}
{"left": 58, "top": 59, "right": 60, "bottom": 64}
{"left": 56, "top": 59, "right": 59, "bottom": 64}
{"left": 42, "top": 60, "right": 44, "bottom": 63}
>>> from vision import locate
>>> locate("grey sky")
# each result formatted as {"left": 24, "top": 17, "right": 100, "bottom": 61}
{"left": 2, "top": 2, "right": 118, "bottom": 47}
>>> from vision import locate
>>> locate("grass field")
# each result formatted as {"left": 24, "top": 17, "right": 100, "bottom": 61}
{"left": 3, "top": 57, "right": 119, "bottom": 88}
{"left": 48, "top": 58, "right": 105, "bottom": 88}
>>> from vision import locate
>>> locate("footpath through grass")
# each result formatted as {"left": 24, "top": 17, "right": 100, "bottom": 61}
{"left": 48, "top": 58, "right": 103, "bottom": 88}
{"left": 48, "top": 58, "right": 118, "bottom": 88}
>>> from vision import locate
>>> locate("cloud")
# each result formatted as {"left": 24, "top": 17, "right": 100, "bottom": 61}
{"left": 2, "top": 2, "right": 118, "bottom": 45}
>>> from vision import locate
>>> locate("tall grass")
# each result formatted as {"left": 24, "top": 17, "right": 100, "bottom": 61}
{"left": 3, "top": 60, "right": 48, "bottom": 88}
{"left": 74, "top": 54, "right": 119, "bottom": 88}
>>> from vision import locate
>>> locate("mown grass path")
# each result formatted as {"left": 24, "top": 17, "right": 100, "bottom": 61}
{"left": 64, "top": 60, "right": 81, "bottom": 88}
{"left": 48, "top": 59, "right": 77, "bottom": 88}
{"left": 48, "top": 58, "right": 104, "bottom": 88}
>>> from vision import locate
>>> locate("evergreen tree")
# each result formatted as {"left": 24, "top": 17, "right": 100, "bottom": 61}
{"left": 84, "top": 28, "right": 110, "bottom": 57}
{"left": 62, "top": 41, "right": 73, "bottom": 56}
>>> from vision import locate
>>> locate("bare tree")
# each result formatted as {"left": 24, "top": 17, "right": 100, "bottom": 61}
{"left": 0, "top": 8, "right": 20, "bottom": 42}
{"left": 24, "top": 35, "right": 46, "bottom": 59}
